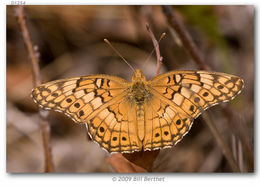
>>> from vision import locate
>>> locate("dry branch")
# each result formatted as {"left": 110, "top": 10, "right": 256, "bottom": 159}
{"left": 14, "top": 5, "right": 54, "bottom": 172}
{"left": 146, "top": 24, "right": 163, "bottom": 76}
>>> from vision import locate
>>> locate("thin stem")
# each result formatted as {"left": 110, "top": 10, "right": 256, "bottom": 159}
{"left": 14, "top": 6, "right": 42, "bottom": 86}
{"left": 14, "top": 5, "right": 54, "bottom": 172}
{"left": 146, "top": 24, "right": 163, "bottom": 76}
{"left": 143, "top": 32, "right": 166, "bottom": 71}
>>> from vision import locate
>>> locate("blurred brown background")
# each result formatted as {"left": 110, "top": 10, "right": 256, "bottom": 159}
{"left": 6, "top": 5, "right": 254, "bottom": 172}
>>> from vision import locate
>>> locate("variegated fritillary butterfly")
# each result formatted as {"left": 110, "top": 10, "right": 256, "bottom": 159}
{"left": 31, "top": 69, "right": 244, "bottom": 153}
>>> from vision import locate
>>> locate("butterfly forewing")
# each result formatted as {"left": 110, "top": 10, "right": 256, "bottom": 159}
{"left": 150, "top": 70, "right": 244, "bottom": 118}
{"left": 32, "top": 75, "right": 129, "bottom": 121}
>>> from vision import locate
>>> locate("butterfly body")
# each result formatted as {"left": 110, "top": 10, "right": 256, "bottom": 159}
{"left": 129, "top": 69, "right": 150, "bottom": 101}
{"left": 32, "top": 69, "right": 243, "bottom": 153}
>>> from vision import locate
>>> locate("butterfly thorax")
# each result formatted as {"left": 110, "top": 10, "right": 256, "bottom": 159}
{"left": 129, "top": 69, "right": 151, "bottom": 103}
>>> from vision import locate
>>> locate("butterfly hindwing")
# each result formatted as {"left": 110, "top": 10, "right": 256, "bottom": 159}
{"left": 143, "top": 96, "right": 192, "bottom": 151}
{"left": 87, "top": 96, "right": 142, "bottom": 153}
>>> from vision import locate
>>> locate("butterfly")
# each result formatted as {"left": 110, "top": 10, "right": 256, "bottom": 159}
{"left": 31, "top": 69, "right": 244, "bottom": 153}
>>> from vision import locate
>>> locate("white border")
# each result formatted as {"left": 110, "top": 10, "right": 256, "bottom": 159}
{"left": 3, "top": 0, "right": 259, "bottom": 5}
{"left": 1, "top": 0, "right": 259, "bottom": 186}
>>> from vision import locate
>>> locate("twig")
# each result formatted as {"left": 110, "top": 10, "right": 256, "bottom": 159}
{"left": 162, "top": 6, "right": 210, "bottom": 71}
{"left": 162, "top": 5, "right": 240, "bottom": 172}
{"left": 146, "top": 24, "right": 163, "bottom": 76}
{"left": 14, "top": 6, "right": 41, "bottom": 86}
{"left": 14, "top": 5, "right": 54, "bottom": 172}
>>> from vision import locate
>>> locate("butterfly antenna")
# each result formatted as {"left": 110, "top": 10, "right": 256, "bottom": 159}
{"left": 142, "top": 32, "right": 166, "bottom": 69}
{"left": 104, "top": 39, "right": 135, "bottom": 72}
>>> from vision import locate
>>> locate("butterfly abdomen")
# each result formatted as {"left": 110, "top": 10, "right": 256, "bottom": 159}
{"left": 136, "top": 102, "right": 145, "bottom": 141}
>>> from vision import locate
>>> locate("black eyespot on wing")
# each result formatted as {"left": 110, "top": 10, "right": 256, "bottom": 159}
{"left": 189, "top": 105, "right": 194, "bottom": 112}
{"left": 217, "top": 85, "right": 224, "bottom": 89}
{"left": 176, "top": 119, "right": 181, "bottom": 125}
{"left": 74, "top": 102, "right": 80, "bottom": 108}
{"left": 194, "top": 97, "right": 200, "bottom": 103}
{"left": 100, "top": 127, "right": 104, "bottom": 133}
{"left": 79, "top": 110, "right": 84, "bottom": 117}
{"left": 203, "top": 92, "right": 209, "bottom": 97}
{"left": 66, "top": 98, "right": 72, "bottom": 103}
{"left": 51, "top": 93, "right": 58, "bottom": 97}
